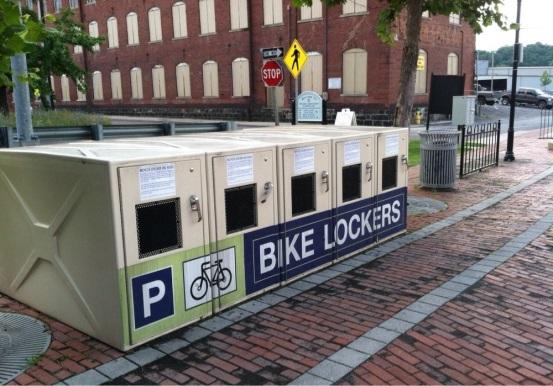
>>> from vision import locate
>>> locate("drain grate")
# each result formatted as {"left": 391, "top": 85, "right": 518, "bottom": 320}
{"left": 0, "top": 312, "right": 51, "bottom": 385}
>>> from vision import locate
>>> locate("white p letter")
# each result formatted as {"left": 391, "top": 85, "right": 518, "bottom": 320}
{"left": 142, "top": 280, "right": 166, "bottom": 318}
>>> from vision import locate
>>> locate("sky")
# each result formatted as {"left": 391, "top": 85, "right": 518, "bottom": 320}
{"left": 475, "top": 0, "right": 553, "bottom": 51}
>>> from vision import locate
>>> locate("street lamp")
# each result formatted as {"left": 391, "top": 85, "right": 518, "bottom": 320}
{"left": 504, "top": 0, "right": 522, "bottom": 162}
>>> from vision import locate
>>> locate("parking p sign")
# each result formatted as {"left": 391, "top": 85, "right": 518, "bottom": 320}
{"left": 132, "top": 267, "right": 174, "bottom": 329}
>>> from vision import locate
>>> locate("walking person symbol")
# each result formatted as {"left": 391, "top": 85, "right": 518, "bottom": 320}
{"left": 292, "top": 44, "right": 300, "bottom": 71}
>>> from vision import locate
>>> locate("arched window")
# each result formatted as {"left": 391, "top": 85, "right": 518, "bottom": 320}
{"left": 199, "top": 0, "right": 216, "bottom": 34}
{"left": 88, "top": 21, "right": 100, "bottom": 51}
{"left": 232, "top": 58, "right": 250, "bottom": 97}
{"left": 61, "top": 74, "right": 70, "bottom": 101}
{"left": 415, "top": 49, "right": 427, "bottom": 94}
{"left": 107, "top": 17, "right": 119, "bottom": 48}
{"left": 342, "top": 48, "right": 367, "bottom": 95}
{"left": 230, "top": 0, "right": 248, "bottom": 30}
{"left": 172, "top": 2, "right": 188, "bottom": 38}
{"left": 301, "top": 52, "right": 323, "bottom": 94}
{"left": 148, "top": 7, "right": 162, "bottom": 42}
{"left": 92, "top": 71, "right": 103, "bottom": 100}
{"left": 300, "top": 0, "right": 322, "bottom": 20}
{"left": 110, "top": 70, "right": 122, "bottom": 100}
{"left": 203, "top": 61, "right": 219, "bottom": 97}
{"left": 130, "top": 67, "right": 143, "bottom": 99}
{"left": 126, "top": 12, "right": 139, "bottom": 45}
{"left": 152, "top": 65, "right": 166, "bottom": 99}
{"left": 447, "top": 52, "right": 459, "bottom": 75}
{"left": 176, "top": 63, "right": 191, "bottom": 98}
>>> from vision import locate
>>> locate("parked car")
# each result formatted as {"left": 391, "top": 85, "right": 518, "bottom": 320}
{"left": 501, "top": 87, "right": 553, "bottom": 109}
{"left": 476, "top": 85, "right": 501, "bottom": 105}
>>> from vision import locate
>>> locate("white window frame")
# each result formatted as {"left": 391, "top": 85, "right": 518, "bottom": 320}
{"left": 449, "top": 13, "right": 460, "bottom": 25}
{"left": 107, "top": 17, "right": 119, "bottom": 48}
{"left": 148, "top": 7, "right": 163, "bottom": 42}
{"left": 199, "top": 0, "right": 216, "bottom": 35}
{"left": 152, "top": 65, "right": 166, "bottom": 99}
{"left": 301, "top": 52, "right": 323, "bottom": 94}
{"left": 172, "top": 2, "right": 188, "bottom": 38}
{"left": 176, "top": 63, "right": 191, "bottom": 98}
{"left": 130, "top": 67, "right": 143, "bottom": 99}
{"left": 92, "top": 71, "right": 103, "bottom": 100}
{"left": 300, "top": 0, "right": 322, "bottom": 21}
{"left": 202, "top": 60, "right": 219, "bottom": 97}
{"left": 110, "top": 69, "right": 122, "bottom": 100}
{"left": 342, "top": 0, "right": 367, "bottom": 15}
{"left": 126, "top": 12, "right": 140, "bottom": 45}
{"left": 232, "top": 58, "right": 250, "bottom": 97}
{"left": 447, "top": 52, "right": 459, "bottom": 75}
{"left": 69, "top": 0, "right": 78, "bottom": 9}
{"left": 342, "top": 48, "right": 367, "bottom": 96}
{"left": 230, "top": 0, "right": 248, "bottom": 30}
{"left": 263, "top": 0, "right": 283, "bottom": 25}
{"left": 89, "top": 21, "right": 100, "bottom": 51}
{"left": 61, "top": 74, "right": 70, "bottom": 102}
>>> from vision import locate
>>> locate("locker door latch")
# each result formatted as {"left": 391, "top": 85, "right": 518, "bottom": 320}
{"left": 365, "top": 161, "right": 373, "bottom": 181}
{"left": 401, "top": 155, "right": 408, "bottom": 165}
{"left": 189, "top": 195, "right": 202, "bottom": 222}
{"left": 321, "top": 171, "right": 330, "bottom": 192}
{"left": 260, "top": 182, "right": 273, "bottom": 204}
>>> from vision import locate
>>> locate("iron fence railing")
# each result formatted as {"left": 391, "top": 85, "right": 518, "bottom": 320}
{"left": 540, "top": 107, "right": 553, "bottom": 139}
{"left": 458, "top": 121, "right": 501, "bottom": 178}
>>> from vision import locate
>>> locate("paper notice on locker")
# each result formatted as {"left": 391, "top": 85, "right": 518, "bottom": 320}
{"left": 294, "top": 146, "right": 315, "bottom": 175}
{"left": 385, "top": 134, "right": 400, "bottom": 157}
{"left": 344, "top": 140, "right": 361, "bottom": 165}
{"left": 226, "top": 153, "right": 254, "bottom": 186}
{"left": 139, "top": 163, "right": 176, "bottom": 201}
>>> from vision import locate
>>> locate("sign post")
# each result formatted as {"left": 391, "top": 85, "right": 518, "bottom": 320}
{"left": 261, "top": 60, "right": 284, "bottom": 126}
{"left": 284, "top": 39, "right": 308, "bottom": 125}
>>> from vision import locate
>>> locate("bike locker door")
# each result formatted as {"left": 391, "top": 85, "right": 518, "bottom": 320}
{"left": 281, "top": 142, "right": 333, "bottom": 285}
{"left": 210, "top": 149, "right": 277, "bottom": 313}
{"left": 375, "top": 130, "right": 408, "bottom": 244}
{"left": 334, "top": 135, "right": 377, "bottom": 261}
{"left": 118, "top": 158, "right": 210, "bottom": 347}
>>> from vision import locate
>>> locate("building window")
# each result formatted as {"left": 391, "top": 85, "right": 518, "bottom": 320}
{"left": 199, "top": 0, "right": 216, "bottom": 34}
{"left": 422, "top": 10, "right": 430, "bottom": 18}
{"left": 107, "top": 17, "right": 119, "bottom": 48}
{"left": 301, "top": 52, "right": 323, "bottom": 94}
{"left": 203, "top": 61, "right": 219, "bottom": 97}
{"left": 152, "top": 65, "right": 166, "bottom": 99}
{"left": 88, "top": 21, "right": 99, "bottom": 51}
{"left": 77, "top": 87, "right": 86, "bottom": 101}
{"left": 61, "top": 74, "right": 70, "bottom": 102}
{"left": 110, "top": 70, "right": 122, "bottom": 100}
{"left": 449, "top": 13, "right": 460, "bottom": 25}
{"left": 342, "top": 0, "right": 366, "bottom": 15}
{"left": 50, "top": 75, "right": 55, "bottom": 93}
{"left": 74, "top": 44, "right": 83, "bottom": 54}
{"left": 176, "top": 63, "right": 191, "bottom": 98}
{"left": 172, "top": 2, "right": 188, "bottom": 38}
{"left": 92, "top": 71, "right": 103, "bottom": 100}
{"left": 148, "top": 7, "right": 163, "bottom": 42}
{"left": 447, "top": 53, "right": 459, "bottom": 75}
{"left": 126, "top": 12, "right": 139, "bottom": 45}
{"left": 69, "top": 0, "right": 78, "bottom": 9}
{"left": 232, "top": 58, "right": 250, "bottom": 97}
{"left": 130, "top": 67, "right": 143, "bottom": 99}
{"left": 85, "top": 0, "right": 95, "bottom": 4}
{"left": 300, "top": 0, "right": 322, "bottom": 20}
{"left": 342, "top": 48, "right": 367, "bottom": 95}
{"left": 415, "top": 49, "right": 427, "bottom": 94}
{"left": 54, "top": 0, "right": 61, "bottom": 13}
{"left": 230, "top": 0, "right": 248, "bottom": 30}
{"left": 263, "top": 0, "right": 282, "bottom": 25}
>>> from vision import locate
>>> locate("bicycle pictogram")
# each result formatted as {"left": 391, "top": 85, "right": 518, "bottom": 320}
{"left": 190, "top": 259, "right": 232, "bottom": 300}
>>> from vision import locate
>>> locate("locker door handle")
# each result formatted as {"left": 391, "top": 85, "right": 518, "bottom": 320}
{"left": 321, "top": 171, "right": 330, "bottom": 192}
{"left": 260, "top": 181, "right": 273, "bottom": 204}
{"left": 366, "top": 161, "right": 373, "bottom": 182}
{"left": 189, "top": 195, "right": 202, "bottom": 222}
{"left": 401, "top": 155, "right": 408, "bottom": 165}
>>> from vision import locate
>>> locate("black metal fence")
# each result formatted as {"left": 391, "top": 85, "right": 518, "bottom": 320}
{"left": 0, "top": 121, "right": 237, "bottom": 148}
{"left": 540, "top": 107, "right": 553, "bottom": 139}
{"left": 458, "top": 121, "right": 501, "bottom": 178}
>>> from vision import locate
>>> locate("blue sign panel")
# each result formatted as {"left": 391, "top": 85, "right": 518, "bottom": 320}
{"left": 243, "top": 188, "right": 407, "bottom": 295}
{"left": 131, "top": 267, "right": 174, "bottom": 329}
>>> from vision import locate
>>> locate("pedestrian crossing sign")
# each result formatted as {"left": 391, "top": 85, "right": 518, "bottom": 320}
{"left": 284, "top": 39, "right": 308, "bottom": 79}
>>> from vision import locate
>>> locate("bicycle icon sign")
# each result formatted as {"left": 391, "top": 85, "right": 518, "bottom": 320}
{"left": 190, "top": 259, "right": 233, "bottom": 300}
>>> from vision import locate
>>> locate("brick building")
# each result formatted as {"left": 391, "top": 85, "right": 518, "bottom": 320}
{"left": 45, "top": 0, "right": 475, "bottom": 124}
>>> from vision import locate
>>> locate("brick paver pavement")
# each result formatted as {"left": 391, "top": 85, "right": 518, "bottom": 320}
{"left": 1, "top": 130, "right": 552, "bottom": 385}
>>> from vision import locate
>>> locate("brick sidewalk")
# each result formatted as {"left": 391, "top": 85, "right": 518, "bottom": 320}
{"left": 2, "top": 131, "right": 553, "bottom": 385}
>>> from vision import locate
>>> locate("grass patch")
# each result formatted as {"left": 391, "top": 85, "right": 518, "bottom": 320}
{"left": 408, "top": 138, "right": 421, "bottom": 167}
{"left": 0, "top": 110, "right": 110, "bottom": 127}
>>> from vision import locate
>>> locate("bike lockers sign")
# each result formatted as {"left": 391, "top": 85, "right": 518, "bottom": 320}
{"left": 118, "top": 158, "right": 211, "bottom": 345}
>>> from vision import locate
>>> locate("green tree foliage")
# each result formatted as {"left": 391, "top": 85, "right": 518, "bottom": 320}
{"left": 540, "top": 71, "right": 552, "bottom": 90}
{"left": 24, "top": 8, "right": 103, "bottom": 108}
{"left": 480, "top": 43, "right": 553, "bottom": 67}
{"left": 292, "top": 0, "right": 506, "bottom": 126}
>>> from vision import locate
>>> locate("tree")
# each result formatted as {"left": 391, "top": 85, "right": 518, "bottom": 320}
{"left": 540, "top": 71, "right": 552, "bottom": 90}
{"left": 480, "top": 43, "right": 553, "bottom": 67}
{"left": 24, "top": 8, "right": 102, "bottom": 108}
{"left": 291, "top": 0, "right": 506, "bottom": 126}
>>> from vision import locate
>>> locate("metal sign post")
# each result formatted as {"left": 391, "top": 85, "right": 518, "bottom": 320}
{"left": 284, "top": 39, "right": 308, "bottom": 126}
{"left": 261, "top": 60, "right": 284, "bottom": 126}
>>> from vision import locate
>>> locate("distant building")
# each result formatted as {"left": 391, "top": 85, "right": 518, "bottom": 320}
{"left": 44, "top": 0, "right": 476, "bottom": 123}
{"left": 481, "top": 66, "right": 553, "bottom": 92}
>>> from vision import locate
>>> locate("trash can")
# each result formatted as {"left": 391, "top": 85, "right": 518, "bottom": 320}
{"left": 419, "top": 130, "right": 460, "bottom": 189}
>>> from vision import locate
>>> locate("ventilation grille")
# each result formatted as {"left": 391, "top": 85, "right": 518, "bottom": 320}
{"left": 225, "top": 184, "right": 258, "bottom": 234}
{"left": 136, "top": 198, "right": 182, "bottom": 259}
{"left": 382, "top": 156, "right": 398, "bottom": 191}
{"left": 342, "top": 164, "right": 362, "bottom": 202}
{"left": 292, "top": 173, "right": 316, "bottom": 216}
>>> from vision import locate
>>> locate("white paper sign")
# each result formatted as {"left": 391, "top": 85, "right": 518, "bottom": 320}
{"left": 226, "top": 154, "right": 253, "bottom": 186}
{"left": 334, "top": 108, "right": 357, "bottom": 126}
{"left": 183, "top": 248, "right": 237, "bottom": 309}
{"left": 294, "top": 146, "right": 315, "bottom": 175}
{"left": 328, "top": 77, "right": 342, "bottom": 90}
{"left": 344, "top": 140, "right": 361, "bottom": 165}
{"left": 139, "top": 163, "right": 176, "bottom": 201}
{"left": 385, "top": 134, "right": 400, "bottom": 157}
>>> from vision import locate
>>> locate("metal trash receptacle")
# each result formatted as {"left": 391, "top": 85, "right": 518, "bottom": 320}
{"left": 419, "top": 130, "right": 460, "bottom": 189}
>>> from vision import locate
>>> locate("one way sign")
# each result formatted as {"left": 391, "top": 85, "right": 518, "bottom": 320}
{"left": 261, "top": 47, "right": 284, "bottom": 60}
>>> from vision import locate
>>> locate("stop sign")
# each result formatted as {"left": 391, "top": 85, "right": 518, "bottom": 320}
{"left": 261, "top": 60, "right": 283, "bottom": 87}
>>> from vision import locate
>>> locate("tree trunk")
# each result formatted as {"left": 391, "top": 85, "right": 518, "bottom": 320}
{"left": 393, "top": 0, "right": 423, "bottom": 127}
{"left": 0, "top": 87, "right": 8, "bottom": 115}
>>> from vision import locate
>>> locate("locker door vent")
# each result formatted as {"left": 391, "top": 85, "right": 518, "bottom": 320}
{"left": 382, "top": 156, "right": 398, "bottom": 191}
{"left": 292, "top": 173, "right": 316, "bottom": 216}
{"left": 342, "top": 164, "right": 361, "bottom": 202}
{"left": 225, "top": 183, "right": 258, "bottom": 234}
{"left": 136, "top": 198, "right": 182, "bottom": 259}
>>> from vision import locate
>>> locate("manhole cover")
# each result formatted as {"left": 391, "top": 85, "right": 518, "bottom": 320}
{"left": 0, "top": 312, "right": 51, "bottom": 384}
{"left": 408, "top": 196, "right": 448, "bottom": 215}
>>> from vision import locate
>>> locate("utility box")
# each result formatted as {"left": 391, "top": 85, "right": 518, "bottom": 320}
{"left": 452, "top": 96, "right": 476, "bottom": 127}
{"left": 0, "top": 142, "right": 212, "bottom": 350}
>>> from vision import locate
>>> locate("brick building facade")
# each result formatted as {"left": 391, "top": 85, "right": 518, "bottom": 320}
{"left": 46, "top": 0, "right": 476, "bottom": 124}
